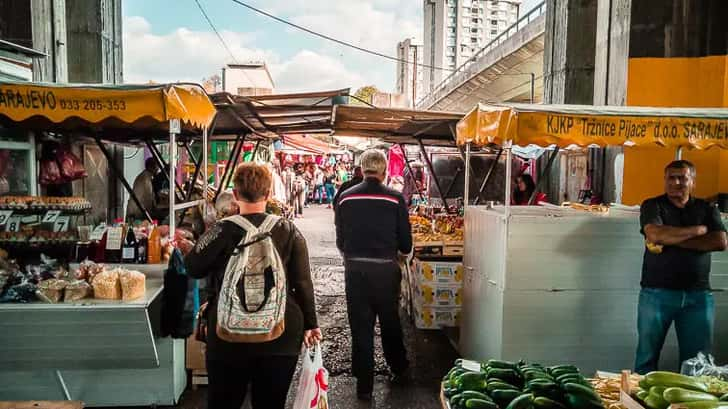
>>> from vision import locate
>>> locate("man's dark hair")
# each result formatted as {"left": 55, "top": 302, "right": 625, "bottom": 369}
{"left": 145, "top": 158, "right": 158, "bottom": 172}
{"left": 665, "top": 160, "right": 696, "bottom": 177}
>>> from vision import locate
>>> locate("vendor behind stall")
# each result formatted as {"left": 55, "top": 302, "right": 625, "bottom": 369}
{"left": 512, "top": 174, "right": 547, "bottom": 205}
{"left": 126, "top": 158, "right": 160, "bottom": 220}
{"left": 637, "top": 160, "right": 727, "bottom": 373}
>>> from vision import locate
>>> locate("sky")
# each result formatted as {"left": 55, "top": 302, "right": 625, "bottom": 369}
{"left": 123, "top": 0, "right": 542, "bottom": 93}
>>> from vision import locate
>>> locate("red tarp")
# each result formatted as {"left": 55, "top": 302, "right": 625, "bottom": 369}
{"left": 283, "top": 134, "right": 332, "bottom": 155}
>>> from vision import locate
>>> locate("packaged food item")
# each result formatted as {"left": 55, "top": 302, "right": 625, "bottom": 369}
{"left": 64, "top": 280, "right": 91, "bottom": 301}
{"left": 118, "top": 269, "right": 145, "bottom": 300}
{"left": 37, "top": 279, "right": 67, "bottom": 303}
{"left": 92, "top": 270, "right": 122, "bottom": 299}
{"left": 75, "top": 260, "right": 104, "bottom": 283}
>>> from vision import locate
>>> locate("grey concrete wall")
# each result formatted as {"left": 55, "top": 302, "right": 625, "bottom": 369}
{"left": 65, "top": 0, "right": 122, "bottom": 83}
{"left": 30, "top": 0, "right": 68, "bottom": 82}
{"left": 543, "top": 0, "right": 598, "bottom": 104}
{"left": 593, "top": 0, "right": 630, "bottom": 106}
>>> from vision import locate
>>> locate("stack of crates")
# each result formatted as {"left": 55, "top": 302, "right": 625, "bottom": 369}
{"left": 409, "top": 258, "right": 463, "bottom": 329}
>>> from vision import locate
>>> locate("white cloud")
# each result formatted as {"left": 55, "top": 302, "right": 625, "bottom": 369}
{"left": 269, "top": 50, "right": 364, "bottom": 92}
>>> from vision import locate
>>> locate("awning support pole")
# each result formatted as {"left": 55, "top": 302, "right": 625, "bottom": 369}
{"left": 464, "top": 142, "right": 471, "bottom": 207}
{"left": 252, "top": 140, "right": 261, "bottom": 162}
{"left": 443, "top": 167, "right": 462, "bottom": 199}
{"left": 505, "top": 145, "right": 513, "bottom": 216}
{"left": 94, "top": 136, "right": 153, "bottom": 223}
{"left": 400, "top": 143, "right": 424, "bottom": 201}
{"left": 474, "top": 148, "right": 504, "bottom": 205}
{"left": 528, "top": 147, "right": 560, "bottom": 205}
{"left": 417, "top": 138, "right": 448, "bottom": 210}
{"left": 146, "top": 140, "right": 185, "bottom": 202}
{"left": 213, "top": 133, "right": 245, "bottom": 202}
{"left": 169, "top": 125, "right": 178, "bottom": 240}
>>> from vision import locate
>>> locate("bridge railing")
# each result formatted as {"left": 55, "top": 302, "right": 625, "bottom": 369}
{"left": 417, "top": 1, "right": 546, "bottom": 108}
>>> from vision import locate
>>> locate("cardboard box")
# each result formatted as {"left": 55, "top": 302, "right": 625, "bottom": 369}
{"left": 413, "top": 280, "right": 462, "bottom": 307}
{"left": 186, "top": 336, "right": 206, "bottom": 370}
{"left": 413, "top": 303, "right": 461, "bottom": 329}
{"left": 413, "top": 259, "right": 464, "bottom": 284}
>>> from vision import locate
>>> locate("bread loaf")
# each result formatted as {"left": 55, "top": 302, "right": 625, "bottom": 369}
{"left": 118, "top": 269, "right": 145, "bottom": 300}
{"left": 64, "top": 279, "right": 91, "bottom": 301}
{"left": 37, "top": 279, "right": 67, "bottom": 303}
{"left": 92, "top": 270, "right": 122, "bottom": 299}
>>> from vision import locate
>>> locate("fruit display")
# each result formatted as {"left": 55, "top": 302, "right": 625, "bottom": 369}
{"left": 410, "top": 213, "right": 464, "bottom": 244}
{"left": 0, "top": 230, "right": 77, "bottom": 245}
{"left": 630, "top": 371, "right": 728, "bottom": 409}
{"left": 0, "top": 196, "right": 91, "bottom": 211}
{"left": 442, "top": 359, "right": 604, "bottom": 409}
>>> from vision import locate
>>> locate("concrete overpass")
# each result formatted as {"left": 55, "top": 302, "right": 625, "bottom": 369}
{"left": 416, "top": 2, "right": 546, "bottom": 112}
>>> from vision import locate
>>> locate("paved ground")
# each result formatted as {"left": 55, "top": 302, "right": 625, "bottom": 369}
{"left": 173, "top": 205, "right": 459, "bottom": 408}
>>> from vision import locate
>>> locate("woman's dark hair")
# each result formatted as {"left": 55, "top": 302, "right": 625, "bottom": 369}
{"left": 513, "top": 173, "right": 536, "bottom": 204}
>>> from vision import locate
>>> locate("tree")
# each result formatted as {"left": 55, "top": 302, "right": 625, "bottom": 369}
{"left": 352, "top": 85, "right": 379, "bottom": 105}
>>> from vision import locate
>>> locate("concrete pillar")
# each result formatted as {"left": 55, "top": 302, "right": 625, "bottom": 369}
{"left": 543, "top": 0, "right": 598, "bottom": 104}
{"left": 593, "top": 0, "right": 630, "bottom": 106}
{"left": 30, "top": 0, "right": 68, "bottom": 82}
{"left": 65, "top": 0, "right": 122, "bottom": 84}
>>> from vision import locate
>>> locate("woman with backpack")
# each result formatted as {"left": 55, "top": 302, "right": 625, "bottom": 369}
{"left": 184, "top": 163, "right": 321, "bottom": 409}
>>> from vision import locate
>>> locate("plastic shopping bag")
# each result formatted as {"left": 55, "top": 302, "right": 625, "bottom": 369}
{"left": 293, "top": 345, "right": 329, "bottom": 409}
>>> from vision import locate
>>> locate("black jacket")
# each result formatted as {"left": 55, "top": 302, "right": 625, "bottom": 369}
{"left": 332, "top": 176, "right": 363, "bottom": 210}
{"left": 335, "top": 177, "right": 412, "bottom": 261}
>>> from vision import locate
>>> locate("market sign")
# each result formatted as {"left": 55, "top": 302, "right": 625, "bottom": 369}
{"left": 0, "top": 81, "right": 217, "bottom": 130}
{"left": 457, "top": 103, "right": 728, "bottom": 150}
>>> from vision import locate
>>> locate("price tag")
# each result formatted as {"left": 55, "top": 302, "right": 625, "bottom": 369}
{"left": 0, "top": 210, "right": 13, "bottom": 226}
{"left": 53, "top": 216, "right": 71, "bottom": 232}
{"left": 90, "top": 224, "right": 108, "bottom": 241}
{"left": 460, "top": 359, "right": 482, "bottom": 372}
{"left": 6, "top": 215, "right": 22, "bottom": 232}
{"left": 169, "top": 118, "right": 181, "bottom": 134}
{"left": 42, "top": 210, "right": 62, "bottom": 223}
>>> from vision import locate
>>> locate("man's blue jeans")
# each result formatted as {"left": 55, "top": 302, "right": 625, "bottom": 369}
{"left": 635, "top": 288, "right": 714, "bottom": 374}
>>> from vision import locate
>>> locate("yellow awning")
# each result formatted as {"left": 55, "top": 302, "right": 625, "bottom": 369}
{"left": 0, "top": 81, "right": 216, "bottom": 131}
{"left": 457, "top": 103, "right": 728, "bottom": 150}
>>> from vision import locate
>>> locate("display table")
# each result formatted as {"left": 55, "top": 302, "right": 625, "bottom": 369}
{"left": 0, "top": 264, "right": 186, "bottom": 407}
{"left": 460, "top": 206, "right": 728, "bottom": 375}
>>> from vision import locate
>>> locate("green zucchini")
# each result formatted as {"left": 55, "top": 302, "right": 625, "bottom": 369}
{"left": 488, "top": 368, "right": 521, "bottom": 384}
{"left": 506, "top": 393, "right": 534, "bottom": 409}
{"left": 488, "top": 359, "right": 519, "bottom": 370}
{"left": 487, "top": 381, "right": 519, "bottom": 394}
{"left": 563, "top": 383, "right": 600, "bottom": 401}
{"left": 668, "top": 402, "right": 728, "bottom": 409}
{"left": 640, "top": 379, "right": 653, "bottom": 390}
{"left": 492, "top": 389, "right": 522, "bottom": 407}
{"left": 451, "top": 368, "right": 467, "bottom": 383}
{"left": 643, "top": 394, "right": 670, "bottom": 409}
{"left": 644, "top": 371, "right": 709, "bottom": 393}
{"left": 459, "top": 391, "right": 494, "bottom": 402}
{"left": 663, "top": 387, "right": 719, "bottom": 404}
{"left": 451, "top": 393, "right": 464, "bottom": 407}
{"left": 551, "top": 368, "right": 580, "bottom": 379}
{"left": 465, "top": 398, "right": 499, "bottom": 409}
{"left": 532, "top": 396, "right": 567, "bottom": 409}
{"left": 524, "top": 371, "right": 554, "bottom": 382}
{"left": 721, "top": 393, "right": 728, "bottom": 402}
{"left": 648, "top": 386, "right": 670, "bottom": 408}
{"left": 444, "top": 387, "right": 459, "bottom": 398}
{"left": 457, "top": 372, "right": 487, "bottom": 391}
{"left": 565, "top": 393, "right": 604, "bottom": 409}
{"left": 636, "top": 390, "right": 649, "bottom": 401}
{"left": 548, "top": 365, "right": 579, "bottom": 374}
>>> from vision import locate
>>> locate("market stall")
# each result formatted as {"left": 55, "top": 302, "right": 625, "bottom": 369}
{"left": 0, "top": 81, "right": 216, "bottom": 406}
{"left": 456, "top": 103, "right": 728, "bottom": 376}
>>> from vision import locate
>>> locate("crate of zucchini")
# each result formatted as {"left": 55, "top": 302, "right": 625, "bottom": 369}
{"left": 442, "top": 359, "right": 604, "bottom": 409}
{"left": 624, "top": 371, "right": 728, "bottom": 409}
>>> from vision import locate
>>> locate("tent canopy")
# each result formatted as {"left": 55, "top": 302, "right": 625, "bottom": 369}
{"left": 457, "top": 103, "right": 728, "bottom": 150}
{"left": 281, "top": 134, "right": 334, "bottom": 155}
{"left": 0, "top": 81, "right": 216, "bottom": 140}
{"left": 332, "top": 105, "right": 464, "bottom": 146}
{"left": 209, "top": 89, "right": 349, "bottom": 141}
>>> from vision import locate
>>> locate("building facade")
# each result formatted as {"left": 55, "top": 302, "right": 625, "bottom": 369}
{"left": 396, "top": 38, "right": 425, "bottom": 108}
{"left": 423, "top": 0, "right": 521, "bottom": 95}
{"left": 222, "top": 63, "right": 275, "bottom": 96}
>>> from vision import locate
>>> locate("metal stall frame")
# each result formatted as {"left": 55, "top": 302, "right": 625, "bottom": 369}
{"left": 0, "top": 81, "right": 216, "bottom": 406}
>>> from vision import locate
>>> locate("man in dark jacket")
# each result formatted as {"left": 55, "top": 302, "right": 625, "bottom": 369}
{"left": 332, "top": 165, "right": 363, "bottom": 210}
{"left": 335, "top": 149, "right": 412, "bottom": 401}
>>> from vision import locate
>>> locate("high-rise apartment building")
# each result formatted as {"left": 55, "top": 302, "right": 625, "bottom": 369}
{"left": 396, "top": 38, "right": 425, "bottom": 108}
{"left": 422, "top": 0, "right": 521, "bottom": 95}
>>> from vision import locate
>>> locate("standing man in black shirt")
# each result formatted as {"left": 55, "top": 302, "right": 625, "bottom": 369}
{"left": 636, "top": 160, "right": 727, "bottom": 373}
{"left": 335, "top": 149, "right": 412, "bottom": 401}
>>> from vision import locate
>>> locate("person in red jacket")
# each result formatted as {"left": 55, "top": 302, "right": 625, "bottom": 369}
{"left": 512, "top": 174, "right": 547, "bottom": 205}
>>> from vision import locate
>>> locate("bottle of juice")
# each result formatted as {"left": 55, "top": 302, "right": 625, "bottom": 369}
{"left": 147, "top": 221, "right": 161, "bottom": 264}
